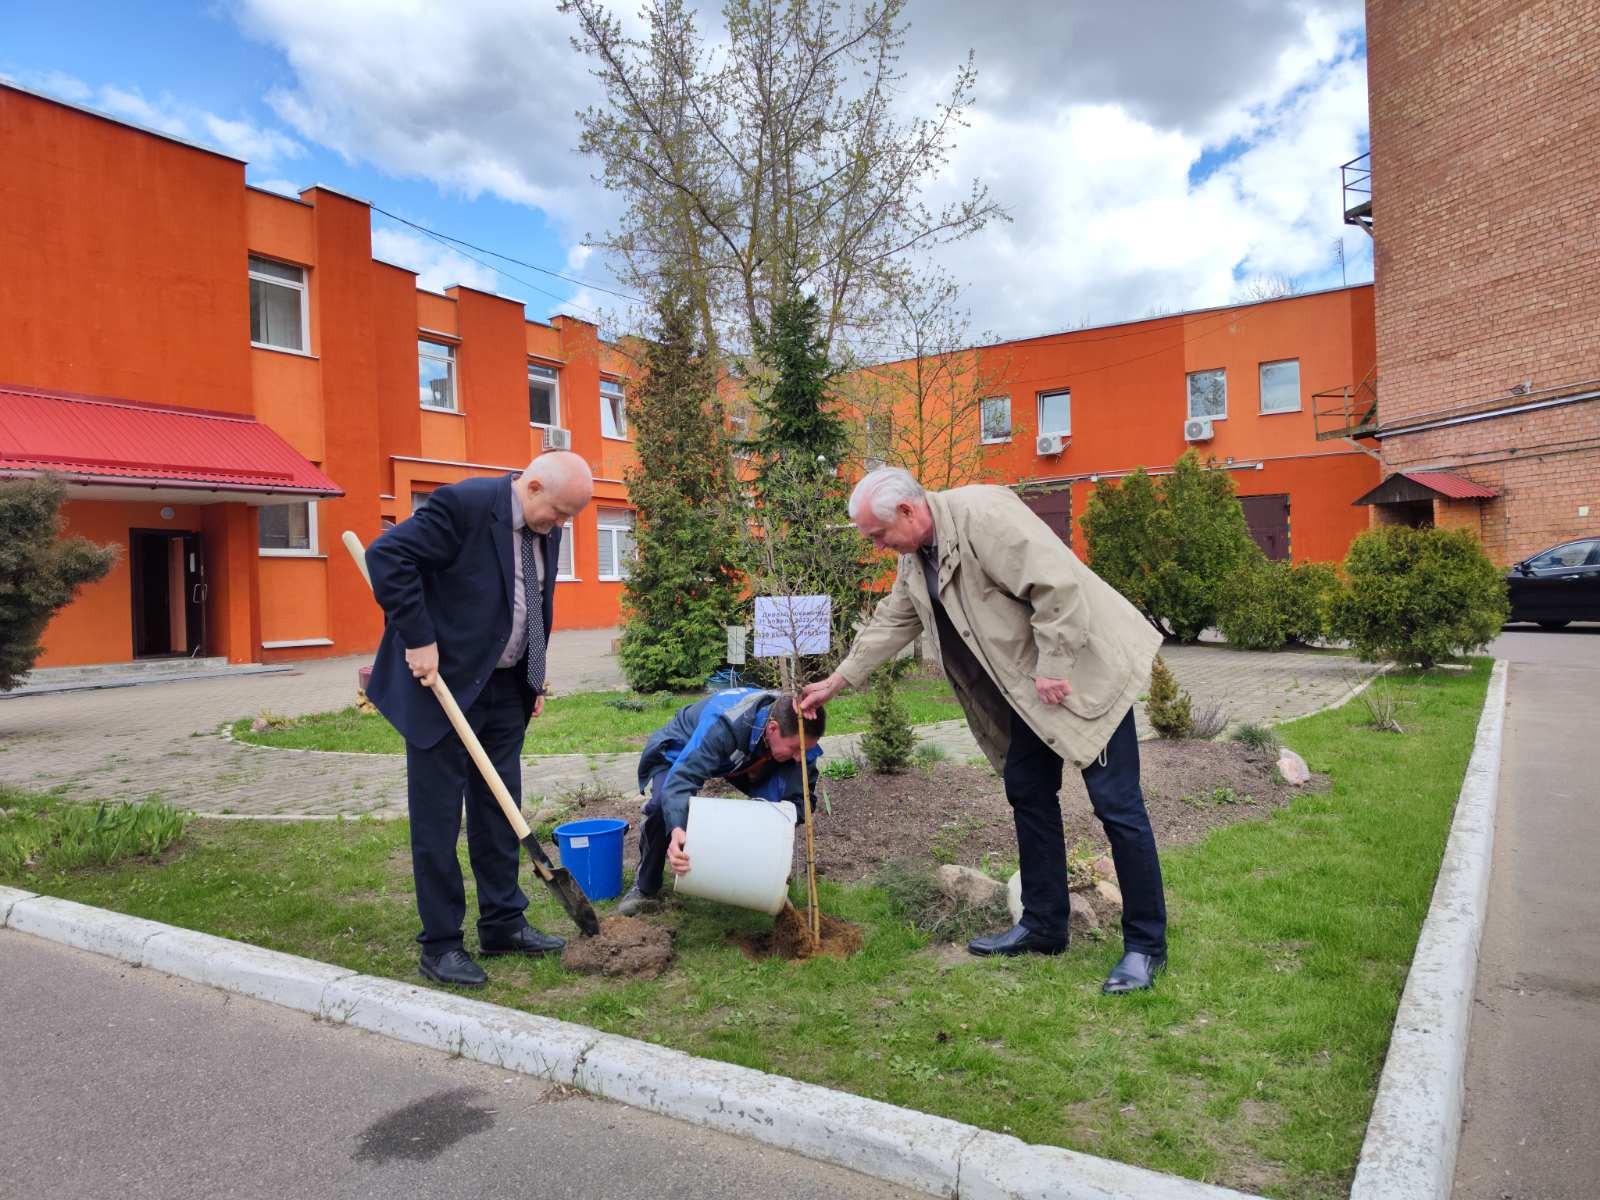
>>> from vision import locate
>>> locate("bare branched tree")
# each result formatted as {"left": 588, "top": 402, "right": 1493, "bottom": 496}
{"left": 560, "top": 0, "right": 1005, "bottom": 359}
{"left": 839, "top": 268, "right": 1011, "bottom": 492}
{"left": 1233, "top": 273, "right": 1298, "bottom": 303}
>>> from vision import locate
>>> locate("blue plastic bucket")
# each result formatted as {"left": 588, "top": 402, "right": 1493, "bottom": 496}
{"left": 551, "top": 818, "right": 628, "bottom": 901}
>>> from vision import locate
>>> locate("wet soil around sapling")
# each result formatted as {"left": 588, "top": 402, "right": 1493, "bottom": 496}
{"left": 730, "top": 900, "right": 865, "bottom": 961}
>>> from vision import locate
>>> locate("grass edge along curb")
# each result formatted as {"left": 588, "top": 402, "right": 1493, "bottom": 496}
{"left": 0, "top": 887, "right": 1259, "bottom": 1200}
{"left": 1348, "top": 658, "right": 1508, "bottom": 1200}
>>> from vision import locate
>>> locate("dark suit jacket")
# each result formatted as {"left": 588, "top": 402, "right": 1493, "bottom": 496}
{"left": 365, "top": 473, "right": 560, "bottom": 749}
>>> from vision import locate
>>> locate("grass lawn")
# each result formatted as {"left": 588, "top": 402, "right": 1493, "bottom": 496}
{"left": 229, "top": 675, "right": 964, "bottom": 757}
{"left": 1, "top": 661, "right": 1492, "bottom": 1197}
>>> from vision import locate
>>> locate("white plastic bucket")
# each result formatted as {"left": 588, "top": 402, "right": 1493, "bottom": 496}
{"left": 673, "top": 795, "right": 798, "bottom": 915}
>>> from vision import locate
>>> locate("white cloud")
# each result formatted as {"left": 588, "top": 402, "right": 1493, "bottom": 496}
{"left": 370, "top": 226, "right": 501, "bottom": 295}
{"left": 248, "top": 176, "right": 303, "bottom": 197}
{"left": 236, "top": 0, "right": 1370, "bottom": 339}
{"left": 14, "top": 70, "right": 305, "bottom": 168}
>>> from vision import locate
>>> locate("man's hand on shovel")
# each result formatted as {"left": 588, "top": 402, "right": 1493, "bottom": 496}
{"left": 406, "top": 643, "right": 440, "bottom": 687}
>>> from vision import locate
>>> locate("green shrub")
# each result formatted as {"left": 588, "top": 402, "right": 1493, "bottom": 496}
{"left": 1217, "top": 558, "right": 1290, "bottom": 650}
{"left": 861, "top": 668, "right": 916, "bottom": 773}
{"left": 1, "top": 798, "right": 185, "bottom": 874}
{"left": 1284, "top": 561, "right": 1341, "bottom": 645}
{"left": 1146, "top": 655, "right": 1193, "bottom": 739}
{"left": 1333, "top": 526, "right": 1508, "bottom": 668}
{"left": 820, "top": 755, "right": 861, "bottom": 780}
{"left": 913, "top": 742, "right": 948, "bottom": 766}
{"left": 1218, "top": 559, "right": 1342, "bottom": 650}
{"left": 1083, "top": 452, "right": 1261, "bottom": 641}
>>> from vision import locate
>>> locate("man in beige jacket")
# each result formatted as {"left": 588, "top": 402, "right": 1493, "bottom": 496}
{"left": 800, "top": 467, "right": 1168, "bottom": 992}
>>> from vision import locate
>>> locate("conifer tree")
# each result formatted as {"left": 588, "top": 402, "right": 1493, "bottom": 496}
{"left": 0, "top": 476, "right": 117, "bottom": 691}
{"left": 618, "top": 292, "right": 743, "bottom": 692}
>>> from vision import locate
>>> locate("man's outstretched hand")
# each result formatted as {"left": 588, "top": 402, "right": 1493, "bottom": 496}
{"left": 1034, "top": 675, "right": 1073, "bottom": 706}
{"left": 799, "top": 672, "right": 846, "bottom": 717}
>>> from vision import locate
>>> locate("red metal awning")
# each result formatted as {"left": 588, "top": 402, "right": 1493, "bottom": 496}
{"left": 0, "top": 384, "right": 342, "bottom": 500}
{"left": 1400, "top": 471, "right": 1499, "bottom": 499}
{"left": 1352, "top": 469, "right": 1499, "bottom": 506}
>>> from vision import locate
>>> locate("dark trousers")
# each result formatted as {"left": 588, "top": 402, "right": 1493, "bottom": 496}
{"left": 404, "top": 668, "right": 532, "bottom": 953}
{"left": 634, "top": 770, "right": 807, "bottom": 896}
{"left": 1004, "top": 705, "right": 1167, "bottom": 955}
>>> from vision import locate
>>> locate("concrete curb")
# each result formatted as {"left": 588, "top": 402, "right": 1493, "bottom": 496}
{"left": 1348, "top": 658, "right": 1508, "bottom": 1200}
{"left": 0, "top": 885, "right": 1259, "bottom": 1200}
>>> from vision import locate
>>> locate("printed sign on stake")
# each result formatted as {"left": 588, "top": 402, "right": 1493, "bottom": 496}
{"left": 753, "top": 595, "right": 831, "bottom": 658}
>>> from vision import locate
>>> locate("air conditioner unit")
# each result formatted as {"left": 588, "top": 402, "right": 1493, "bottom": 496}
{"left": 1183, "top": 417, "right": 1214, "bottom": 443}
{"left": 1036, "top": 433, "right": 1065, "bottom": 456}
{"left": 541, "top": 426, "right": 572, "bottom": 451}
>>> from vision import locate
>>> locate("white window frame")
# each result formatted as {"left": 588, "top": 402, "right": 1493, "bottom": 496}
{"left": 556, "top": 521, "right": 577, "bottom": 581}
{"left": 1187, "top": 368, "right": 1228, "bottom": 420}
{"left": 600, "top": 378, "right": 628, "bottom": 440}
{"left": 1259, "top": 358, "right": 1302, "bottom": 415}
{"left": 248, "top": 255, "right": 309, "bottom": 354}
{"left": 419, "top": 340, "right": 458, "bottom": 413}
{"left": 258, "top": 500, "right": 319, "bottom": 557}
{"left": 980, "top": 396, "right": 1013, "bottom": 444}
{"left": 596, "top": 508, "right": 635, "bottom": 581}
{"left": 528, "top": 362, "right": 561, "bottom": 429}
{"left": 1037, "top": 389, "right": 1071, "bottom": 437}
{"left": 410, "top": 490, "right": 434, "bottom": 515}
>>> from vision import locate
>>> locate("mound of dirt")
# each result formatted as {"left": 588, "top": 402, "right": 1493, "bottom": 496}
{"left": 560, "top": 915, "right": 675, "bottom": 979}
{"left": 732, "top": 900, "right": 865, "bottom": 961}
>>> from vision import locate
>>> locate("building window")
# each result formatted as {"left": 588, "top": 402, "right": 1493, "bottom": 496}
{"left": 259, "top": 501, "right": 317, "bottom": 555}
{"left": 529, "top": 363, "right": 560, "bottom": 427}
{"left": 600, "top": 378, "right": 628, "bottom": 439}
{"left": 864, "top": 415, "right": 891, "bottom": 467}
{"left": 419, "top": 340, "right": 457, "bottom": 411}
{"left": 410, "top": 491, "right": 434, "bottom": 514}
{"left": 248, "top": 256, "right": 307, "bottom": 352}
{"left": 981, "top": 396, "right": 1012, "bottom": 443}
{"left": 1259, "top": 359, "right": 1301, "bottom": 414}
{"left": 1037, "top": 389, "right": 1071, "bottom": 437}
{"left": 597, "top": 508, "right": 636, "bottom": 580}
{"left": 557, "top": 521, "right": 576, "bottom": 580}
{"left": 1187, "top": 368, "right": 1227, "bottom": 419}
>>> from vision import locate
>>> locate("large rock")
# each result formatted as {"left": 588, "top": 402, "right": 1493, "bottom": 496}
{"left": 1068, "top": 891, "right": 1100, "bottom": 938}
{"left": 1277, "top": 747, "right": 1311, "bottom": 786}
{"left": 1093, "top": 855, "right": 1116, "bottom": 883}
{"left": 1006, "top": 870, "right": 1024, "bottom": 924}
{"left": 936, "top": 864, "right": 1004, "bottom": 908}
{"left": 1093, "top": 879, "right": 1124, "bottom": 916}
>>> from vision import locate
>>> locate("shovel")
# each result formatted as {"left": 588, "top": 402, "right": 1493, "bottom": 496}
{"left": 343, "top": 530, "right": 600, "bottom": 937}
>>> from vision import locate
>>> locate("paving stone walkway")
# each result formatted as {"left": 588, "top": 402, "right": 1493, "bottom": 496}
{"left": 0, "top": 634, "right": 1375, "bottom": 819}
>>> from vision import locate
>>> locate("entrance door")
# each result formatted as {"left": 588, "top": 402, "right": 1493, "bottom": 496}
{"left": 130, "top": 530, "right": 206, "bottom": 658}
{"left": 1021, "top": 488, "right": 1072, "bottom": 547}
{"left": 1239, "top": 494, "right": 1291, "bottom": 561}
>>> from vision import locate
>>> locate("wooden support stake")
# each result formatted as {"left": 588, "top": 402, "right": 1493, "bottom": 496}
{"left": 796, "top": 703, "right": 821, "bottom": 942}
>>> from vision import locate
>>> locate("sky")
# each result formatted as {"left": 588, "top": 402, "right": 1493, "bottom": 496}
{"left": 2, "top": 0, "right": 1372, "bottom": 348}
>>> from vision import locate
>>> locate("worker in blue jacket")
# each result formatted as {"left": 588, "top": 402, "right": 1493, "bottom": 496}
{"left": 617, "top": 688, "right": 826, "bottom": 916}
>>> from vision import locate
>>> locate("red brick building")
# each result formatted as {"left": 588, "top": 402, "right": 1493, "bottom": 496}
{"left": 1351, "top": 0, "right": 1600, "bottom": 561}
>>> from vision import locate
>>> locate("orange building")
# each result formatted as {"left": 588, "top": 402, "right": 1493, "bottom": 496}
{"left": 0, "top": 83, "right": 639, "bottom": 670}
{"left": 853, "top": 287, "right": 1379, "bottom": 564}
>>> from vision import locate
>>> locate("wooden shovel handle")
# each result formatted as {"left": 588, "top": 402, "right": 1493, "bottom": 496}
{"left": 342, "top": 530, "right": 532, "bottom": 842}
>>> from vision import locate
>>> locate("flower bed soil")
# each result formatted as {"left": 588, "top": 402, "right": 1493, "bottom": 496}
{"left": 555, "top": 738, "right": 1321, "bottom": 883}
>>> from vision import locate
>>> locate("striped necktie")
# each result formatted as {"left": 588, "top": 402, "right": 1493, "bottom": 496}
{"left": 520, "top": 528, "right": 547, "bottom": 695}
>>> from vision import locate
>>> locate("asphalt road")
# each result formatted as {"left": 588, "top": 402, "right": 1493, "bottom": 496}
{"left": 1451, "top": 626, "right": 1600, "bottom": 1199}
{"left": 0, "top": 931, "right": 927, "bottom": 1200}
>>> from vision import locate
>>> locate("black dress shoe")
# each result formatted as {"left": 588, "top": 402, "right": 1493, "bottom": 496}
{"left": 1102, "top": 950, "right": 1167, "bottom": 994}
{"left": 419, "top": 948, "right": 487, "bottom": 988}
{"left": 967, "top": 923, "right": 1067, "bottom": 958}
{"left": 479, "top": 925, "right": 566, "bottom": 957}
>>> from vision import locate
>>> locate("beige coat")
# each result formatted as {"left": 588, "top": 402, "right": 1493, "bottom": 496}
{"left": 837, "top": 486, "right": 1163, "bottom": 771}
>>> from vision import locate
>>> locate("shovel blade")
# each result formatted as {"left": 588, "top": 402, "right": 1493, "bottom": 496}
{"left": 521, "top": 832, "right": 600, "bottom": 936}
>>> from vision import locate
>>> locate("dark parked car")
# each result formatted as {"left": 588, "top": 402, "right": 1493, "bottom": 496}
{"left": 1506, "top": 536, "right": 1600, "bottom": 627}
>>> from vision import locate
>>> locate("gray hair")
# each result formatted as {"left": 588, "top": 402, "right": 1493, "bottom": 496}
{"left": 849, "top": 466, "right": 926, "bottom": 522}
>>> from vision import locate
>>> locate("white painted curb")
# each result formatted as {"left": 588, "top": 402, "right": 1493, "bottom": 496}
{"left": 0, "top": 885, "right": 1260, "bottom": 1199}
{"left": 1349, "top": 659, "right": 1508, "bottom": 1200}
